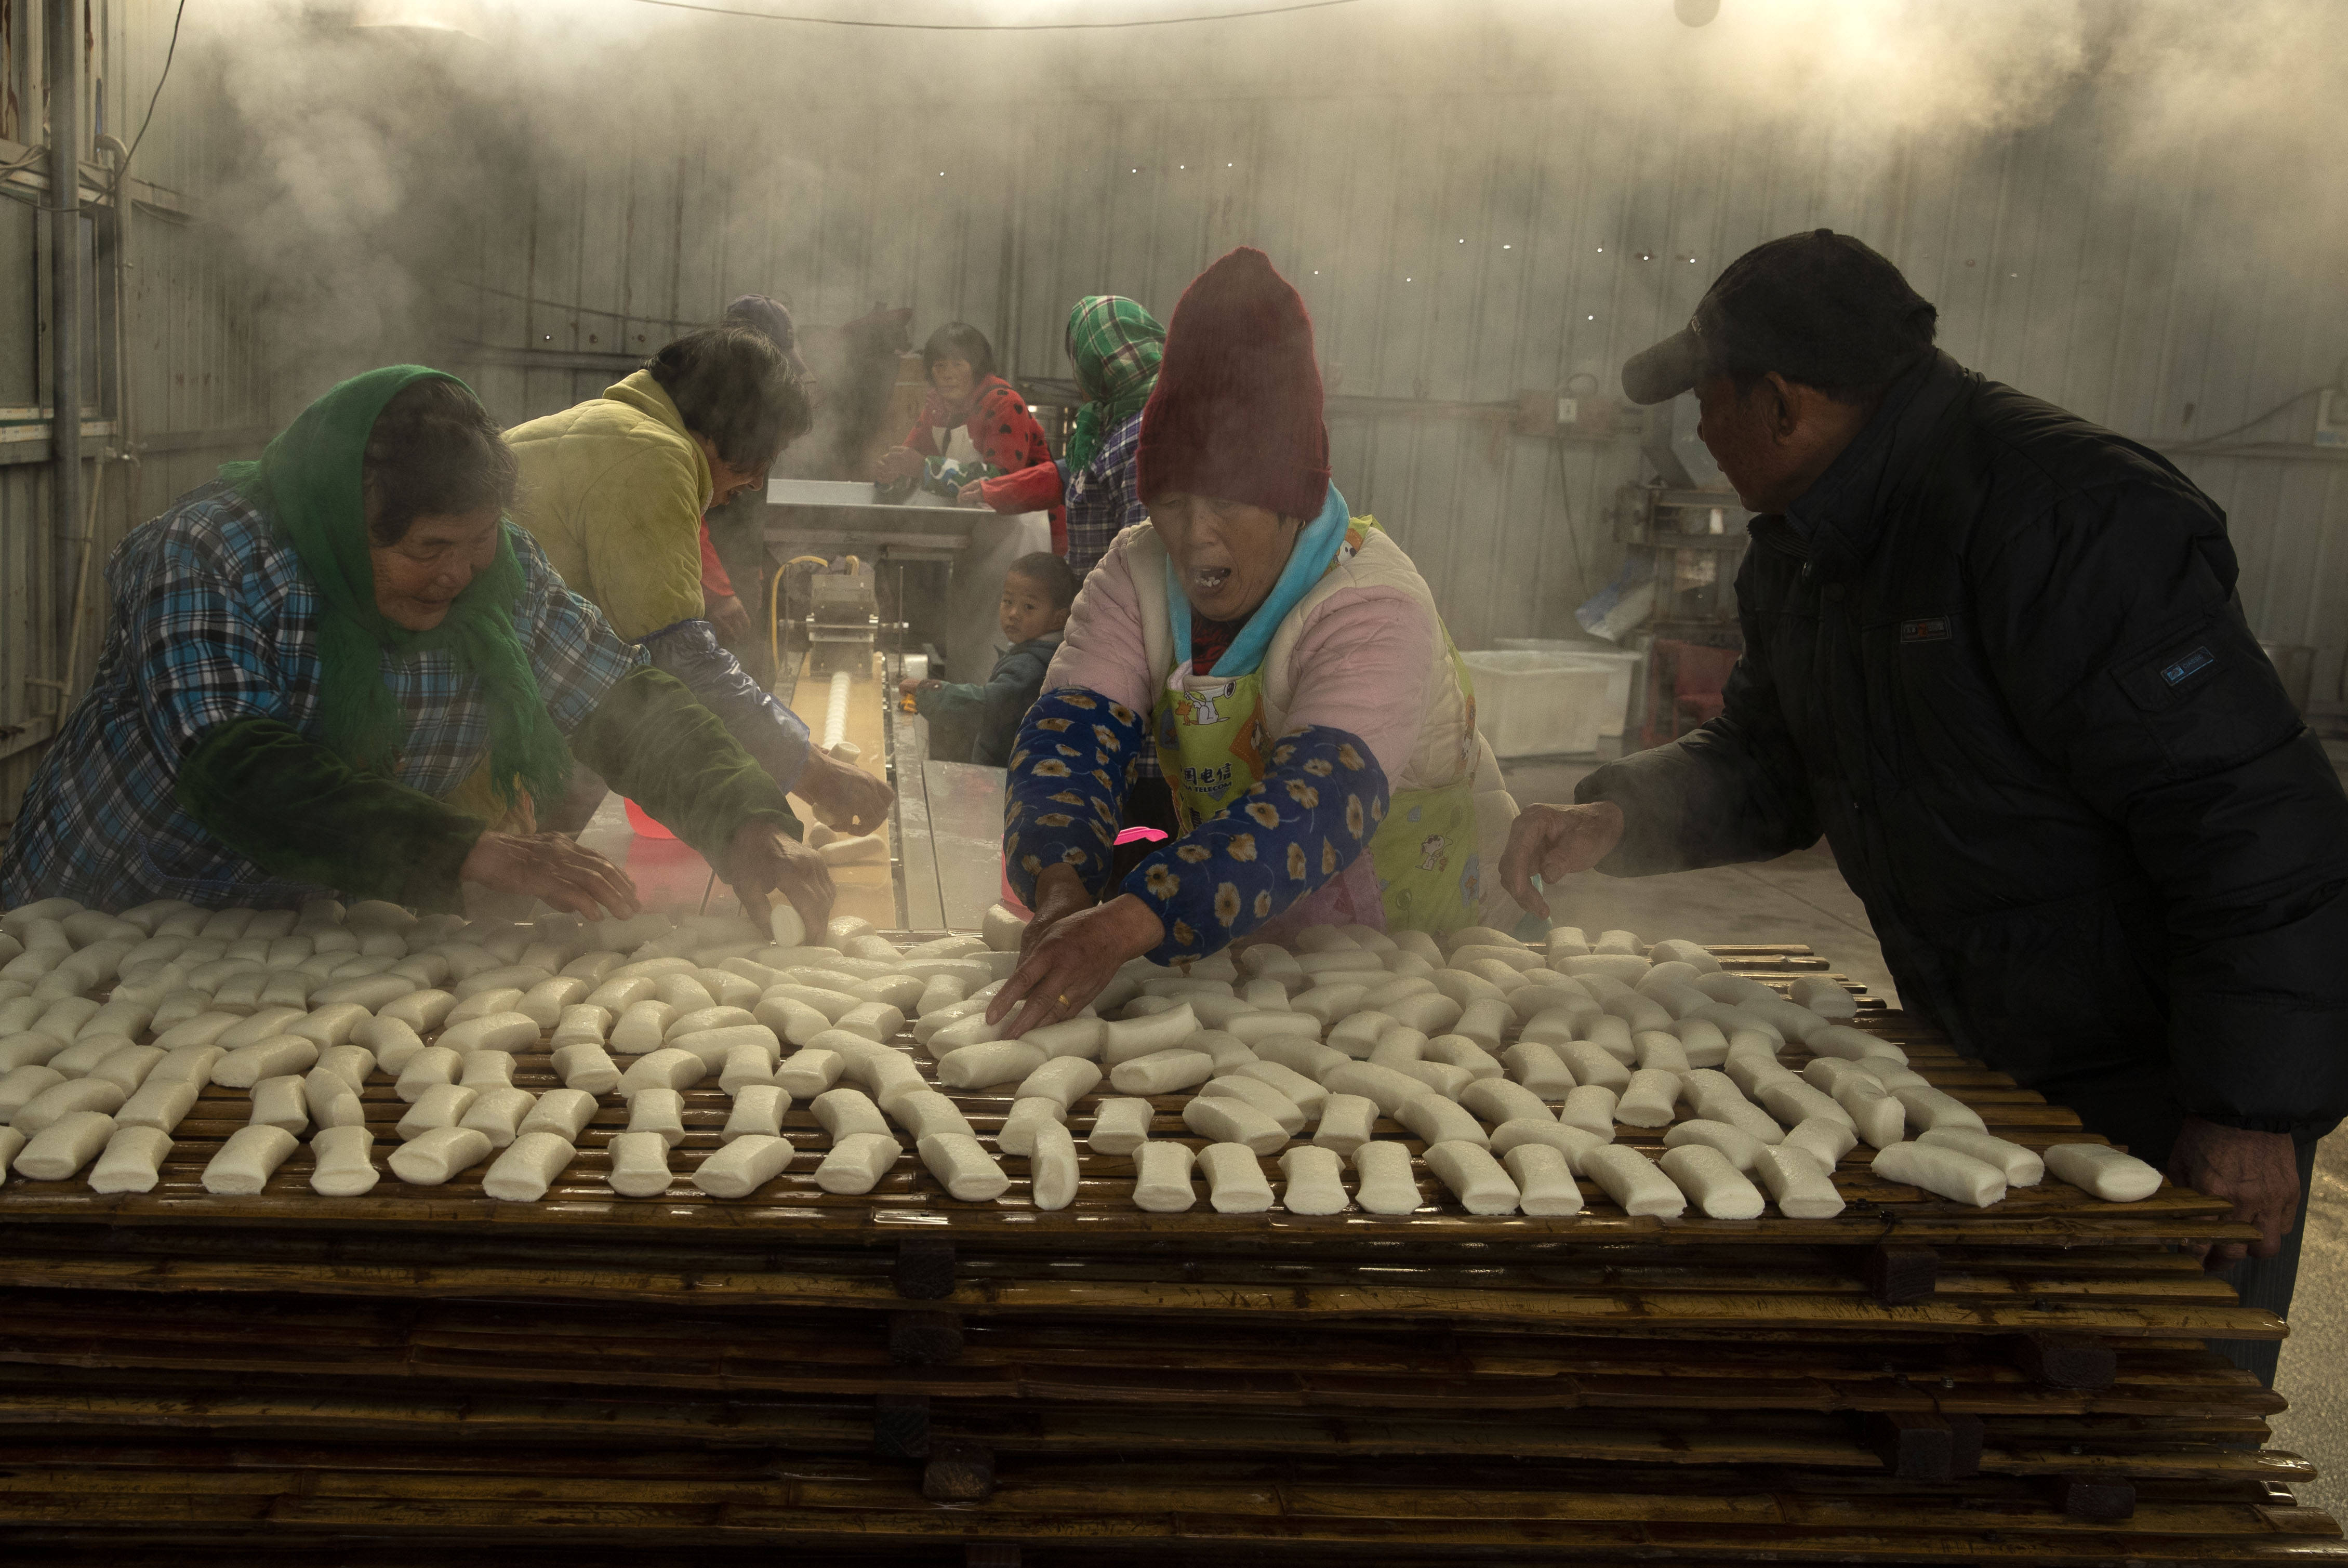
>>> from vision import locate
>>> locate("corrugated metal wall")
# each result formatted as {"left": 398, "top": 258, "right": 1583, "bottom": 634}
{"left": 0, "top": 0, "right": 272, "bottom": 818}
{"left": 4, "top": 8, "right": 2344, "bottom": 835}
{"left": 453, "top": 82, "right": 2348, "bottom": 692}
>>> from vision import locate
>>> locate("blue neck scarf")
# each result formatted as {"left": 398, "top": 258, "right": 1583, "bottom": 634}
{"left": 1165, "top": 484, "right": 1349, "bottom": 679}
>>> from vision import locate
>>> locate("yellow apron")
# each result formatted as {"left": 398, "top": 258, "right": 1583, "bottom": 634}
{"left": 1150, "top": 525, "right": 1487, "bottom": 935}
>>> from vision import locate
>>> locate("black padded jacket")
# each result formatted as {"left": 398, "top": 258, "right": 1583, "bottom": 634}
{"left": 1576, "top": 351, "right": 2348, "bottom": 1134}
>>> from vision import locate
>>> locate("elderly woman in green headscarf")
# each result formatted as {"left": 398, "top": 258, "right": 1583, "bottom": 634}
{"left": 978, "top": 295, "right": 1164, "bottom": 578}
{"left": 1, "top": 367, "right": 832, "bottom": 929}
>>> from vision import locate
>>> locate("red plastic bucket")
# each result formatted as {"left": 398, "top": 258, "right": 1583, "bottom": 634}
{"left": 623, "top": 798, "right": 675, "bottom": 839}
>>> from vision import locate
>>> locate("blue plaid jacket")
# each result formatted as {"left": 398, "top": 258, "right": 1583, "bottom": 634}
{"left": 2, "top": 482, "right": 645, "bottom": 910}
{"left": 1063, "top": 410, "right": 1147, "bottom": 580}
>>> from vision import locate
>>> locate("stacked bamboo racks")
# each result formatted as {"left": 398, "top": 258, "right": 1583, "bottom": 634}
{"left": 0, "top": 940, "right": 2333, "bottom": 1566}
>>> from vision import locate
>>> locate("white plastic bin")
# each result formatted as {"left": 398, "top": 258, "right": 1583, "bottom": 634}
{"left": 1494, "top": 638, "right": 1642, "bottom": 737}
{"left": 1463, "top": 652, "right": 1611, "bottom": 759}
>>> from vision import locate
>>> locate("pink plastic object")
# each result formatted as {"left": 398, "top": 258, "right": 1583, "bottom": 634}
{"left": 624, "top": 799, "right": 676, "bottom": 840}
{"left": 1115, "top": 827, "right": 1170, "bottom": 845}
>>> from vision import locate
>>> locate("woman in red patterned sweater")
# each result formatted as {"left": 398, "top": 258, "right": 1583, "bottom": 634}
{"left": 874, "top": 323, "right": 1067, "bottom": 552}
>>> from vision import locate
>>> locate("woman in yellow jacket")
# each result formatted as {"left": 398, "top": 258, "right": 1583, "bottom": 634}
{"left": 503, "top": 326, "right": 892, "bottom": 834}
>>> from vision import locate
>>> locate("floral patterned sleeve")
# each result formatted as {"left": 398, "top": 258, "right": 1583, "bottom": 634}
{"left": 1002, "top": 687, "right": 1147, "bottom": 906}
{"left": 1121, "top": 725, "right": 1389, "bottom": 964}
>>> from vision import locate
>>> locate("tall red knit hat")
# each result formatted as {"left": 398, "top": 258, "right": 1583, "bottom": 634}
{"left": 1136, "top": 247, "right": 1331, "bottom": 521}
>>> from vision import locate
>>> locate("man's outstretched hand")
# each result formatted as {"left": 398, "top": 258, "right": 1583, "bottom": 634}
{"left": 2169, "top": 1117, "right": 2302, "bottom": 1269}
{"left": 1498, "top": 801, "right": 1626, "bottom": 919}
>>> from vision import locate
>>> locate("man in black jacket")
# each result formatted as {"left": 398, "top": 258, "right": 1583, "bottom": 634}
{"left": 1502, "top": 231, "right": 2348, "bottom": 1384}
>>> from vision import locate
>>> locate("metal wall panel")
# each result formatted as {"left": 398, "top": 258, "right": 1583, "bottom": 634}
{"left": 451, "top": 88, "right": 2346, "bottom": 690}
{"left": 7, "top": 23, "right": 2345, "bottom": 835}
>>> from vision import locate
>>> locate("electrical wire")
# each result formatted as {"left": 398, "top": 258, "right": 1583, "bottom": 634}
{"left": 2166, "top": 366, "right": 2345, "bottom": 452}
{"left": 111, "top": 0, "right": 191, "bottom": 197}
{"left": 628, "top": 0, "right": 1361, "bottom": 28}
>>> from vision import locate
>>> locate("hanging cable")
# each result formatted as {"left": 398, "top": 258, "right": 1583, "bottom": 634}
{"left": 107, "top": 0, "right": 190, "bottom": 200}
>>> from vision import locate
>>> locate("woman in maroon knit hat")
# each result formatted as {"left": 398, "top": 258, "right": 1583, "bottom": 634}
{"left": 985, "top": 248, "right": 1521, "bottom": 1031}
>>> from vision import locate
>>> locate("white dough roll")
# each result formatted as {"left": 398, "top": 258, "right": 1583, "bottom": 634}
{"left": 12, "top": 1077, "right": 126, "bottom": 1135}
{"left": 1311, "top": 1093, "right": 1378, "bottom": 1156}
{"left": 1835, "top": 1078, "right": 1907, "bottom": 1149}
{"left": 1193, "top": 1141, "right": 1274, "bottom": 1213}
{"left": 396, "top": 1083, "right": 476, "bottom": 1141}
{"left": 1557, "top": 1085, "right": 1619, "bottom": 1137}
{"left": 309, "top": 1124, "right": 380, "bottom": 1196}
{"left": 1027, "top": 1121, "right": 1080, "bottom": 1211}
{"left": 1459, "top": 1077, "right": 1551, "bottom": 1129}
{"left": 1198, "top": 1074, "right": 1305, "bottom": 1135}
{"left": 88, "top": 1124, "right": 173, "bottom": 1193}
{"left": 670, "top": 1023, "right": 779, "bottom": 1070}
{"left": 1756, "top": 1078, "right": 1854, "bottom": 1133}
{"left": 1278, "top": 1145, "right": 1350, "bottom": 1215}
{"left": 1872, "top": 1141, "right": 2007, "bottom": 1207}
{"left": 1012, "top": 1056, "right": 1103, "bottom": 1112}
{"left": 1350, "top": 1140, "right": 1422, "bottom": 1215}
{"left": 879, "top": 1089, "right": 967, "bottom": 1145}
{"left": 1782, "top": 1116, "right": 1859, "bottom": 1170}
{"left": 719, "top": 1042, "right": 781, "bottom": 1094}
{"left": 693, "top": 1133, "right": 794, "bottom": 1199}
{"left": 2044, "top": 1141, "right": 2163, "bottom": 1201}
{"left": 626, "top": 1087, "right": 687, "bottom": 1148}
{"left": 482, "top": 1131, "right": 577, "bottom": 1202}
{"left": 1109, "top": 1048, "right": 1215, "bottom": 1097}
{"left": 1502, "top": 1142, "right": 1584, "bottom": 1215}
{"left": 1086, "top": 1096, "right": 1155, "bottom": 1155}
{"left": 994, "top": 1096, "right": 1065, "bottom": 1157}
{"left": 212, "top": 1037, "right": 320, "bottom": 1091}
{"left": 774, "top": 1047, "right": 845, "bottom": 1099}
{"left": 1130, "top": 1140, "right": 1197, "bottom": 1212}
{"left": 939, "top": 1041, "right": 1047, "bottom": 1090}
{"left": 1751, "top": 1143, "right": 1845, "bottom": 1217}
{"left": 459, "top": 1086, "right": 536, "bottom": 1148}
{"left": 618, "top": 1048, "right": 707, "bottom": 1096}
{"left": 813, "top": 1087, "right": 890, "bottom": 1141}
{"left": 1659, "top": 1143, "right": 1766, "bottom": 1219}
{"left": 1917, "top": 1128, "right": 2044, "bottom": 1186}
{"left": 199, "top": 1122, "right": 298, "bottom": 1194}
{"left": 1663, "top": 1119, "right": 1767, "bottom": 1172}
{"left": 1502, "top": 1041, "right": 1576, "bottom": 1100}
{"left": 1224, "top": 1011, "right": 1323, "bottom": 1046}
{"left": 1555, "top": 1042, "right": 1629, "bottom": 1095}
{"left": 603, "top": 1130, "right": 673, "bottom": 1197}
{"left": 302, "top": 1068, "right": 366, "bottom": 1131}
{"left": 1489, "top": 1118, "right": 1607, "bottom": 1172}
{"left": 1019, "top": 1016, "right": 1107, "bottom": 1061}
{"left": 458, "top": 1051, "right": 515, "bottom": 1090}
{"left": 116, "top": 1076, "right": 200, "bottom": 1134}
{"left": 1232, "top": 1059, "right": 1324, "bottom": 1115}
{"left": 1892, "top": 1084, "right": 1987, "bottom": 1134}
{"left": 1582, "top": 1144, "right": 1686, "bottom": 1217}
{"left": 516, "top": 1087, "right": 599, "bottom": 1143}
{"left": 549, "top": 1042, "right": 622, "bottom": 1095}
{"left": 1614, "top": 1068, "right": 1682, "bottom": 1130}
{"left": 1319, "top": 1061, "right": 1434, "bottom": 1119}
{"left": 720, "top": 1083, "right": 789, "bottom": 1144}
{"left": 814, "top": 1131, "right": 900, "bottom": 1194}
{"left": 1426, "top": 1139, "right": 1519, "bottom": 1214}
{"left": 1182, "top": 1094, "right": 1288, "bottom": 1155}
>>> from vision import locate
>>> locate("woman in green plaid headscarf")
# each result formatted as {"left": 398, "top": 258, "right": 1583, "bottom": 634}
{"left": 1060, "top": 295, "right": 1166, "bottom": 577}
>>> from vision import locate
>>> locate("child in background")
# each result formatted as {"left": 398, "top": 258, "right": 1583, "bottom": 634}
{"left": 901, "top": 552, "right": 1077, "bottom": 766}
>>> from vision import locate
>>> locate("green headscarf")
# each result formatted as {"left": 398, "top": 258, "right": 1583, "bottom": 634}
{"left": 1064, "top": 294, "right": 1166, "bottom": 474}
{"left": 218, "top": 366, "right": 569, "bottom": 808}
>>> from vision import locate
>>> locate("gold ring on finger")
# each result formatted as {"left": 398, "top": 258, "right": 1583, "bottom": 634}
{"left": 1056, "top": 993, "right": 1071, "bottom": 1007}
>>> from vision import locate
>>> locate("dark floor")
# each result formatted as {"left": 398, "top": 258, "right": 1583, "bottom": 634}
{"left": 1499, "top": 738, "right": 2348, "bottom": 1521}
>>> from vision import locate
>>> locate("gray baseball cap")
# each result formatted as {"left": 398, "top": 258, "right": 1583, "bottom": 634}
{"left": 1622, "top": 230, "right": 1937, "bottom": 405}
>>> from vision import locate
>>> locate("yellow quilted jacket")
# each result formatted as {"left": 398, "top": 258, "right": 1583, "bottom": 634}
{"left": 504, "top": 370, "right": 713, "bottom": 642}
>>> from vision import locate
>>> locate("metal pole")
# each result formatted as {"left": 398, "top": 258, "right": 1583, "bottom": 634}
{"left": 45, "top": 0, "right": 82, "bottom": 702}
